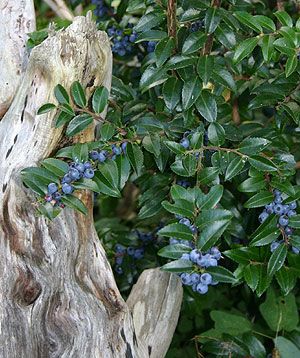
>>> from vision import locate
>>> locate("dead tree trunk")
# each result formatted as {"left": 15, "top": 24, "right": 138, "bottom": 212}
{"left": 0, "top": 3, "right": 182, "bottom": 358}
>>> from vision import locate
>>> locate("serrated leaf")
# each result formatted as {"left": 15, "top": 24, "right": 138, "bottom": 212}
{"left": 162, "top": 199, "right": 194, "bottom": 218}
{"left": 197, "top": 55, "right": 214, "bottom": 84}
{"left": 239, "top": 137, "right": 270, "bottom": 155}
{"left": 285, "top": 55, "right": 298, "bottom": 78}
{"left": 182, "top": 32, "right": 207, "bottom": 54}
{"left": 197, "top": 184, "right": 223, "bottom": 210}
{"left": 158, "top": 223, "right": 194, "bottom": 241}
{"left": 126, "top": 143, "right": 144, "bottom": 176}
{"left": 134, "top": 10, "right": 165, "bottom": 32}
{"left": 248, "top": 156, "right": 277, "bottom": 172}
{"left": 267, "top": 243, "right": 287, "bottom": 277}
{"left": 225, "top": 156, "right": 245, "bottom": 180}
{"left": 61, "top": 195, "right": 87, "bottom": 215}
{"left": 99, "top": 123, "right": 115, "bottom": 141}
{"left": 234, "top": 11, "right": 262, "bottom": 33}
{"left": 164, "top": 140, "right": 185, "bottom": 155}
{"left": 70, "top": 81, "right": 86, "bottom": 108}
{"left": 182, "top": 77, "right": 201, "bottom": 110}
{"left": 195, "top": 90, "right": 217, "bottom": 122}
{"left": 66, "top": 114, "right": 93, "bottom": 137}
{"left": 158, "top": 244, "right": 192, "bottom": 259}
{"left": 244, "top": 191, "right": 273, "bottom": 208}
{"left": 250, "top": 215, "right": 280, "bottom": 246}
{"left": 41, "top": 158, "right": 69, "bottom": 177}
{"left": 162, "top": 77, "right": 182, "bottom": 111}
{"left": 198, "top": 167, "right": 220, "bottom": 185}
{"left": 155, "top": 37, "right": 175, "bottom": 67}
{"left": 207, "top": 122, "right": 225, "bottom": 146}
{"left": 198, "top": 219, "right": 230, "bottom": 251}
{"left": 243, "top": 264, "right": 259, "bottom": 291}
{"left": 161, "top": 259, "right": 194, "bottom": 273}
{"left": 205, "top": 266, "right": 237, "bottom": 283}
{"left": 205, "top": 7, "right": 220, "bottom": 34}
{"left": 92, "top": 86, "right": 109, "bottom": 114}
{"left": 238, "top": 177, "right": 266, "bottom": 193}
{"left": 233, "top": 37, "right": 259, "bottom": 64}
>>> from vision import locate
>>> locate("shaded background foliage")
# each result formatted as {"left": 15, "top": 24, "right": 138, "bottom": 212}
{"left": 28, "top": 0, "right": 300, "bottom": 356}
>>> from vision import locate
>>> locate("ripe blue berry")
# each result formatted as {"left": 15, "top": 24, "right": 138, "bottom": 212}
{"left": 112, "top": 145, "right": 122, "bottom": 155}
{"left": 134, "top": 248, "right": 144, "bottom": 259}
{"left": 274, "top": 204, "right": 284, "bottom": 215}
{"left": 200, "top": 273, "right": 212, "bottom": 285}
{"left": 179, "top": 218, "right": 191, "bottom": 226}
{"left": 289, "top": 202, "right": 297, "bottom": 210}
{"left": 285, "top": 226, "right": 293, "bottom": 236}
{"left": 189, "top": 249, "right": 201, "bottom": 263}
{"left": 274, "top": 196, "right": 283, "bottom": 204}
{"left": 270, "top": 241, "right": 280, "bottom": 252}
{"left": 287, "top": 210, "right": 296, "bottom": 217}
{"left": 84, "top": 168, "right": 95, "bottom": 179}
{"left": 48, "top": 183, "right": 58, "bottom": 194}
{"left": 265, "top": 203, "right": 274, "bottom": 214}
{"left": 115, "top": 244, "right": 126, "bottom": 253}
{"left": 115, "top": 257, "right": 123, "bottom": 265}
{"left": 181, "top": 253, "right": 190, "bottom": 260}
{"left": 75, "top": 163, "right": 85, "bottom": 173}
{"left": 210, "top": 247, "right": 221, "bottom": 260}
{"left": 115, "top": 266, "right": 123, "bottom": 275}
{"left": 273, "top": 189, "right": 281, "bottom": 197}
{"left": 181, "top": 273, "right": 192, "bottom": 285}
{"left": 121, "top": 142, "right": 127, "bottom": 153}
{"left": 278, "top": 216, "right": 289, "bottom": 226}
{"left": 98, "top": 151, "right": 107, "bottom": 162}
{"left": 169, "top": 238, "right": 179, "bottom": 245}
{"left": 62, "top": 174, "right": 72, "bottom": 184}
{"left": 180, "top": 138, "right": 190, "bottom": 149}
{"left": 197, "top": 254, "right": 210, "bottom": 267}
{"left": 84, "top": 161, "right": 92, "bottom": 169}
{"left": 147, "top": 41, "right": 156, "bottom": 53}
{"left": 206, "top": 257, "right": 218, "bottom": 267}
{"left": 259, "top": 211, "right": 269, "bottom": 223}
{"left": 52, "top": 192, "right": 62, "bottom": 201}
{"left": 62, "top": 183, "right": 74, "bottom": 194}
{"left": 89, "top": 150, "right": 99, "bottom": 160}
{"left": 196, "top": 282, "right": 208, "bottom": 294}
{"left": 127, "top": 247, "right": 135, "bottom": 256}
{"left": 190, "top": 273, "right": 200, "bottom": 284}
{"left": 69, "top": 168, "right": 81, "bottom": 180}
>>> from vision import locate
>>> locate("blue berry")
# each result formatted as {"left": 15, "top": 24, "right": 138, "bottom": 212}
{"left": 179, "top": 218, "right": 191, "bottom": 226}
{"left": 62, "top": 174, "right": 72, "bottom": 184}
{"left": 274, "top": 196, "right": 283, "bottom": 204}
{"left": 270, "top": 241, "right": 280, "bottom": 252}
{"left": 62, "top": 183, "right": 74, "bottom": 194}
{"left": 147, "top": 41, "right": 156, "bottom": 53}
{"left": 190, "top": 225, "right": 198, "bottom": 234}
{"left": 292, "top": 246, "right": 300, "bottom": 254}
{"left": 52, "top": 192, "right": 62, "bottom": 201}
{"left": 84, "top": 168, "right": 95, "bottom": 179}
{"left": 189, "top": 249, "right": 201, "bottom": 263}
{"left": 190, "top": 273, "right": 200, "bottom": 284}
{"left": 48, "top": 183, "right": 58, "bottom": 194}
{"left": 259, "top": 211, "right": 269, "bottom": 223}
{"left": 278, "top": 216, "right": 289, "bottom": 226}
{"left": 75, "top": 163, "right": 85, "bottom": 173}
{"left": 200, "top": 273, "right": 212, "bottom": 285}
{"left": 134, "top": 248, "right": 144, "bottom": 259}
{"left": 98, "top": 151, "right": 107, "bottom": 162}
{"left": 121, "top": 142, "right": 127, "bottom": 153}
{"left": 285, "top": 226, "right": 293, "bottom": 236}
{"left": 115, "top": 244, "right": 126, "bottom": 253}
{"left": 210, "top": 247, "right": 221, "bottom": 260}
{"left": 274, "top": 204, "right": 284, "bottom": 215}
{"left": 169, "top": 238, "right": 179, "bottom": 245}
{"left": 287, "top": 210, "right": 296, "bottom": 217}
{"left": 115, "top": 257, "right": 123, "bottom": 265}
{"left": 84, "top": 161, "right": 92, "bottom": 169}
{"left": 129, "top": 33, "right": 137, "bottom": 42}
{"left": 180, "top": 273, "right": 192, "bottom": 285}
{"left": 115, "top": 266, "right": 123, "bottom": 275}
{"left": 89, "top": 150, "right": 99, "bottom": 160}
{"left": 112, "top": 145, "right": 122, "bottom": 155}
{"left": 181, "top": 253, "right": 190, "bottom": 260}
{"left": 289, "top": 202, "right": 297, "bottom": 210}
{"left": 273, "top": 189, "right": 281, "bottom": 197}
{"left": 196, "top": 282, "right": 208, "bottom": 294}
{"left": 190, "top": 20, "right": 203, "bottom": 32}
{"left": 180, "top": 138, "right": 190, "bottom": 149}
{"left": 69, "top": 168, "right": 81, "bottom": 180}
{"left": 127, "top": 247, "right": 135, "bottom": 256}
{"left": 206, "top": 257, "right": 218, "bottom": 267}
{"left": 197, "top": 254, "right": 210, "bottom": 267}
{"left": 265, "top": 203, "right": 274, "bottom": 214}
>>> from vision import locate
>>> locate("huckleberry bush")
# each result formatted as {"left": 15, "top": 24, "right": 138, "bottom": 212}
{"left": 24, "top": 0, "right": 300, "bottom": 355}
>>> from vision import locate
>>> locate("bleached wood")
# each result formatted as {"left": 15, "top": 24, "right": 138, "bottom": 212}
{"left": 0, "top": 11, "right": 182, "bottom": 357}
{"left": 43, "top": 0, "right": 74, "bottom": 21}
{"left": 0, "top": 0, "right": 36, "bottom": 118}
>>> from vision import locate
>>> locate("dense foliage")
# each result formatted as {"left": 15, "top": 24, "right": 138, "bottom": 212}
{"left": 26, "top": 0, "right": 300, "bottom": 356}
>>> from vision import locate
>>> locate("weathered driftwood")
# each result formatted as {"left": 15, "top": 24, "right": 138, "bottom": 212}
{"left": 0, "top": 0, "right": 36, "bottom": 118}
{"left": 0, "top": 5, "right": 182, "bottom": 357}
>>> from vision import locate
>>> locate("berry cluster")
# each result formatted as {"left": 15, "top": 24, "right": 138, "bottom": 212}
{"left": 114, "top": 229, "right": 157, "bottom": 275}
{"left": 180, "top": 247, "right": 221, "bottom": 294}
{"left": 258, "top": 189, "right": 299, "bottom": 253}
{"left": 176, "top": 180, "right": 191, "bottom": 188}
{"left": 190, "top": 20, "right": 204, "bottom": 32}
{"left": 45, "top": 143, "right": 127, "bottom": 207}
{"left": 91, "top": 0, "right": 113, "bottom": 19}
{"left": 107, "top": 26, "right": 137, "bottom": 56}
{"left": 45, "top": 160, "right": 95, "bottom": 207}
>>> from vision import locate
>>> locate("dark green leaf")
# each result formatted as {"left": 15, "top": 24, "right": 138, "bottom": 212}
{"left": 225, "top": 156, "right": 245, "bottom": 180}
{"left": 161, "top": 259, "right": 194, "bottom": 273}
{"left": 248, "top": 156, "right": 277, "bottom": 172}
{"left": 37, "top": 103, "right": 56, "bottom": 115}
{"left": 182, "top": 32, "right": 207, "bottom": 54}
{"left": 234, "top": 11, "right": 262, "bottom": 33}
{"left": 70, "top": 81, "right": 86, "bottom": 108}
{"left": 158, "top": 223, "right": 194, "bottom": 241}
{"left": 205, "top": 7, "right": 220, "bottom": 34}
{"left": 41, "top": 158, "right": 69, "bottom": 177}
{"left": 54, "top": 84, "right": 69, "bottom": 104}
{"left": 233, "top": 38, "right": 259, "bottom": 64}
{"left": 92, "top": 86, "right": 109, "bottom": 114}
{"left": 239, "top": 137, "right": 270, "bottom": 155}
{"left": 162, "top": 77, "right": 182, "bottom": 111}
{"left": 155, "top": 37, "right": 175, "bottom": 67}
{"left": 61, "top": 195, "right": 87, "bottom": 215}
{"left": 274, "top": 11, "right": 293, "bottom": 27}
{"left": 126, "top": 143, "right": 144, "bottom": 176}
{"left": 182, "top": 77, "right": 201, "bottom": 110}
{"left": 197, "top": 56, "right": 214, "bottom": 84}
{"left": 66, "top": 114, "right": 93, "bottom": 137}
{"left": 205, "top": 266, "right": 237, "bottom": 283}
{"left": 267, "top": 243, "right": 287, "bottom": 276}
{"left": 158, "top": 244, "right": 192, "bottom": 259}
{"left": 195, "top": 90, "right": 217, "bottom": 122}
{"left": 244, "top": 191, "right": 273, "bottom": 208}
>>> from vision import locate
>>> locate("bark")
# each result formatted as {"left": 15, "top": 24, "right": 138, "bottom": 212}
{"left": 0, "top": 4, "right": 183, "bottom": 358}
{"left": 0, "top": 0, "right": 36, "bottom": 118}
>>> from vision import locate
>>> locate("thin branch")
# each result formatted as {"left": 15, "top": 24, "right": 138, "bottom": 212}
{"left": 43, "top": 0, "right": 74, "bottom": 21}
{"left": 167, "top": 0, "right": 177, "bottom": 47}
